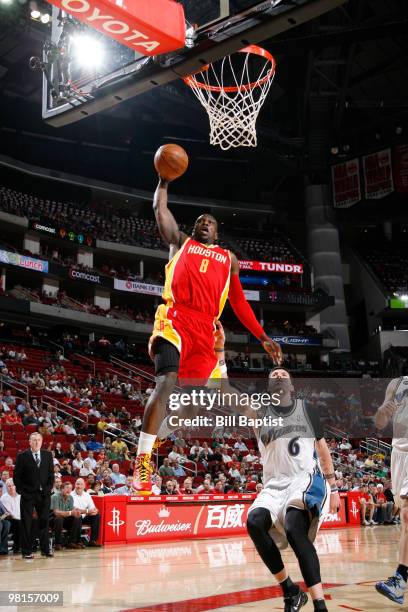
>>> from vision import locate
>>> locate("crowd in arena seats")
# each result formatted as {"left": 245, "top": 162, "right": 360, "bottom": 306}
{"left": 0, "top": 334, "right": 401, "bottom": 555}
{"left": 362, "top": 245, "right": 408, "bottom": 293}
{"left": 0, "top": 187, "right": 307, "bottom": 283}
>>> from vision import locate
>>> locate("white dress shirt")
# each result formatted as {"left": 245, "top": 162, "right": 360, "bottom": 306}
{"left": 70, "top": 490, "right": 96, "bottom": 513}
{"left": 1, "top": 492, "right": 21, "bottom": 520}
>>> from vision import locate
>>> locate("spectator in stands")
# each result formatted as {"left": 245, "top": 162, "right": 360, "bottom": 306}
{"left": 0, "top": 498, "right": 10, "bottom": 555}
{"left": 0, "top": 457, "right": 14, "bottom": 476}
{"left": 373, "top": 484, "right": 389, "bottom": 525}
{"left": 113, "top": 476, "right": 136, "bottom": 496}
{"left": 86, "top": 451, "right": 97, "bottom": 471}
{"left": 16, "top": 399, "right": 28, "bottom": 416}
{"left": 88, "top": 481, "right": 104, "bottom": 496}
{"left": 5, "top": 409, "right": 22, "bottom": 426}
{"left": 86, "top": 435, "right": 104, "bottom": 452}
{"left": 52, "top": 476, "right": 62, "bottom": 494}
{"left": 245, "top": 475, "right": 258, "bottom": 492}
{"left": 72, "top": 452, "right": 84, "bottom": 472}
{"left": 227, "top": 480, "right": 242, "bottom": 494}
{"left": 229, "top": 463, "right": 241, "bottom": 481}
{"left": 111, "top": 436, "right": 129, "bottom": 459}
{"left": 168, "top": 445, "right": 185, "bottom": 464}
{"left": 384, "top": 481, "right": 399, "bottom": 524}
{"left": 221, "top": 446, "right": 233, "bottom": 464}
{"left": 172, "top": 460, "right": 186, "bottom": 477}
{"left": 151, "top": 475, "right": 162, "bottom": 495}
{"left": 163, "top": 480, "right": 178, "bottom": 495}
{"left": 0, "top": 393, "right": 10, "bottom": 414}
{"left": 60, "top": 460, "right": 72, "bottom": 477}
{"left": 97, "top": 416, "right": 108, "bottom": 432}
{"left": 3, "top": 389, "right": 16, "bottom": 407}
{"left": 339, "top": 438, "right": 352, "bottom": 451}
{"left": 0, "top": 471, "right": 10, "bottom": 489}
{"left": 180, "top": 477, "right": 195, "bottom": 494}
{"left": 110, "top": 464, "right": 126, "bottom": 486}
{"left": 255, "top": 483, "right": 263, "bottom": 494}
{"left": 79, "top": 459, "right": 95, "bottom": 478}
{"left": 51, "top": 482, "right": 82, "bottom": 550}
{"left": 70, "top": 479, "right": 101, "bottom": 547}
{"left": 358, "top": 485, "right": 375, "bottom": 525}
{"left": 159, "top": 458, "right": 175, "bottom": 479}
{"left": 64, "top": 419, "right": 77, "bottom": 435}
{"left": 54, "top": 443, "right": 64, "bottom": 461}
{"left": 74, "top": 435, "right": 87, "bottom": 453}
{"left": 234, "top": 436, "right": 248, "bottom": 452}
{"left": 101, "top": 476, "right": 114, "bottom": 495}
{"left": 1, "top": 478, "right": 20, "bottom": 553}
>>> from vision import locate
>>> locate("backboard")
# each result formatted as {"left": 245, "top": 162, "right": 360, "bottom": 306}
{"left": 42, "top": 0, "right": 346, "bottom": 127}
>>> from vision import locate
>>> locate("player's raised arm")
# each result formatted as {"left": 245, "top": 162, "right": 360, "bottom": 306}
{"left": 375, "top": 378, "right": 399, "bottom": 430}
{"left": 152, "top": 179, "right": 187, "bottom": 248}
{"left": 228, "top": 253, "right": 282, "bottom": 365}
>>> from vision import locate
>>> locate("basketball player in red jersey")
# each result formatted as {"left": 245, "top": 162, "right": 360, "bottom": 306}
{"left": 133, "top": 178, "right": 282, "bottom": 495}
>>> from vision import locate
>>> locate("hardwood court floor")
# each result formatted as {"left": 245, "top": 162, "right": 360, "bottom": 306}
{"left": 0, "top": 526, "right": 401, "bottom": 611}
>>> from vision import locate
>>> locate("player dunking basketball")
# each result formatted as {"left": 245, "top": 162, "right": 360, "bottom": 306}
{"left": 375, "top": 376, "right": 408, "bottom": 604}
{"left": 215, "top": 322, "right": 339, "bottom": 612}
{"left": 133, "top": 178, "right": 282, "bottom": 495}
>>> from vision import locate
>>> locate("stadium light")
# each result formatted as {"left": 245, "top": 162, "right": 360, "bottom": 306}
{"left": 71, "top": 35, "right": 104, "bottom": 69}
{"left": 40, "top": 12, "right": 50, "bottom": 23}
{"left": 30, "top": 9, "right": 40, "bottom": 18}
{"left": 0, "top": 0, "right": 13, "bottom": 5}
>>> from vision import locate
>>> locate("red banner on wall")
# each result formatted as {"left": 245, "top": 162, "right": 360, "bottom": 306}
{"left": 363, "top": 149, "right": 394, "bottom": 199}
{"left": 46, "top": 0, "right": 185, "bottom": 55}
{"left": 321, "top": 495, "right": 347, "bottom": 529}
{"left": 394, "top": 144, "right": 408, "bottom": 193}
{"left": 126, "top": 500, "right": 252, "bottom": 543}
{"left": 332, "top": 158, "right": 361, "bottom": 208}
{"left": 239, "top": 261, "right": 303, "bottom": 274}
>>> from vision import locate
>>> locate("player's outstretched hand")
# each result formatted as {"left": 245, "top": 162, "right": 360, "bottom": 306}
{"left": 262, "top": 337, "right": 283, "bottom": 365}
{"left": 214, "top": 320, "right": 225, "bottom": 351}
{"left": 329, "top": 491, "right": 341, "bottom": 514}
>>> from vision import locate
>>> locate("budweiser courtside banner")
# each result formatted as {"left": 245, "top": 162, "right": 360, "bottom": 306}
{"left": 363, "top": 149, "right": 393, "bottom": 199}
{"left": 331, "top": 158, "right": 361, "bottom": 208}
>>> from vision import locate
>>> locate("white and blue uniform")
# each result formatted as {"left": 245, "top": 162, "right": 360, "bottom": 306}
{"left": 391, "top": 377, "right": 408, "bottom": 503}
{"left": 248, "top": 398, "right": 330, "bottom": 549}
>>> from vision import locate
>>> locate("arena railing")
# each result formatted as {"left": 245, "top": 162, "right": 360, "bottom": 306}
{"left": 73, "top": 353, "right": 96, "bottom": 376}
{"left": 324, "top": 425, "right": 349, "bottom": 441}
{"left": 41, "top": 394, "right": 88, "bottom": 426}
{"left": 0, "top": 374, "right": 29, "bottom": 402}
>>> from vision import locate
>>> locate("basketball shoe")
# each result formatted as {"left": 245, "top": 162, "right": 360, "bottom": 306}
{"left": 284, "top": 587, "right": 308, "bottom": 612}
{"left": 133, "top": 453, "right": 153, "bottom": 496}
{"left": 376, "top": 573, "right": 407, "bottom": 605}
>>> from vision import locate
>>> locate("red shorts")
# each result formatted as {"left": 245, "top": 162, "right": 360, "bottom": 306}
{"left": 149, "top": 303, "right": 220, "bottom": 383}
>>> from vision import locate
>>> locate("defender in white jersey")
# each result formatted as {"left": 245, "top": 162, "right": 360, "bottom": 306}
{"left": 375, "top": 376, "right": 408, "bottom": 605}
{"left": 214, "top": 322, "right": 340, "bottom": 612}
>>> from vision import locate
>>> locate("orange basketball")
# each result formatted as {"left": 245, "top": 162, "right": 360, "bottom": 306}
{"left": 154, "top": 144, "right": 189, "bottom": 181}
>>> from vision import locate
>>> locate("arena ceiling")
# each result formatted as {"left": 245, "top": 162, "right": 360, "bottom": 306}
{"left": 0, "top": 0, "right": 407, "bottom": 204}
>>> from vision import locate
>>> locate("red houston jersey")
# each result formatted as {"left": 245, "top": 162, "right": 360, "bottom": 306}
{"left": 162, "top": 237, "right": 231, "bottom": 317}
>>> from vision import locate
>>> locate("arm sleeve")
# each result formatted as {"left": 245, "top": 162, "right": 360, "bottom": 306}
{"left": 304, "top": 401, "right": 324, "bottom": 440}
{"left": 228, "top": 274, "right": 264, "bottom": 340}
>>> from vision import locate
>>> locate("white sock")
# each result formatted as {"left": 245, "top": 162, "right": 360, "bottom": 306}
{"left": 137, "top": 431, "right": 156, "bottom": 455}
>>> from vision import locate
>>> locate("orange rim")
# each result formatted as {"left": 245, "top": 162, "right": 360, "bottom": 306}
{"left": 183, "top": 45, "right": 276, "bottom": 93}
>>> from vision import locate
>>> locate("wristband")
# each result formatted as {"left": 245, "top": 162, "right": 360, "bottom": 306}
{"left": 330, "top": 487, "right": 339, "bottom": 493}
{"left": 323, "top": 473, "right": 335, "bottom": 480}
{"left": 215, "top": 348, "right": 224, "bottom": 352}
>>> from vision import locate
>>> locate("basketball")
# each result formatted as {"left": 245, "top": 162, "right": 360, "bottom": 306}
{"left": 154, "top": 144, "right": 189, "bottom": 181}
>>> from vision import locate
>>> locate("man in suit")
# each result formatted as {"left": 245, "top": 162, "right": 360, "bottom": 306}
{"left": 14, "top": 432, "right": 54, "bottom": 559}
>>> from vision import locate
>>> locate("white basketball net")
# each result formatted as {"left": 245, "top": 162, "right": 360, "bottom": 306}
{"left": 184, "top": 47, "right": 275, "bottom": 150}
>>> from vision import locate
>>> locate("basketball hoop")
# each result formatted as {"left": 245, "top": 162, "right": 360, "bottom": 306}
{"left": 183, "top": 45, "right": 276, "bottom": 150}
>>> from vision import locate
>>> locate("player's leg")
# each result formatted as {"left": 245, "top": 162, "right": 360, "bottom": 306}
{"left": 134, "top": 338, "right": 179, "bottom": 495}
{"left": 247, "top": 508, "right": 308, "bottom": 611}
{"left": 284, "top": 508, "right": 327, "bottom": 612}
{"left": 376, "top": 496, "right": 408, "bottom": 604}
{"left": 360, "top": 499, "right": 369, "bottom": 525}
